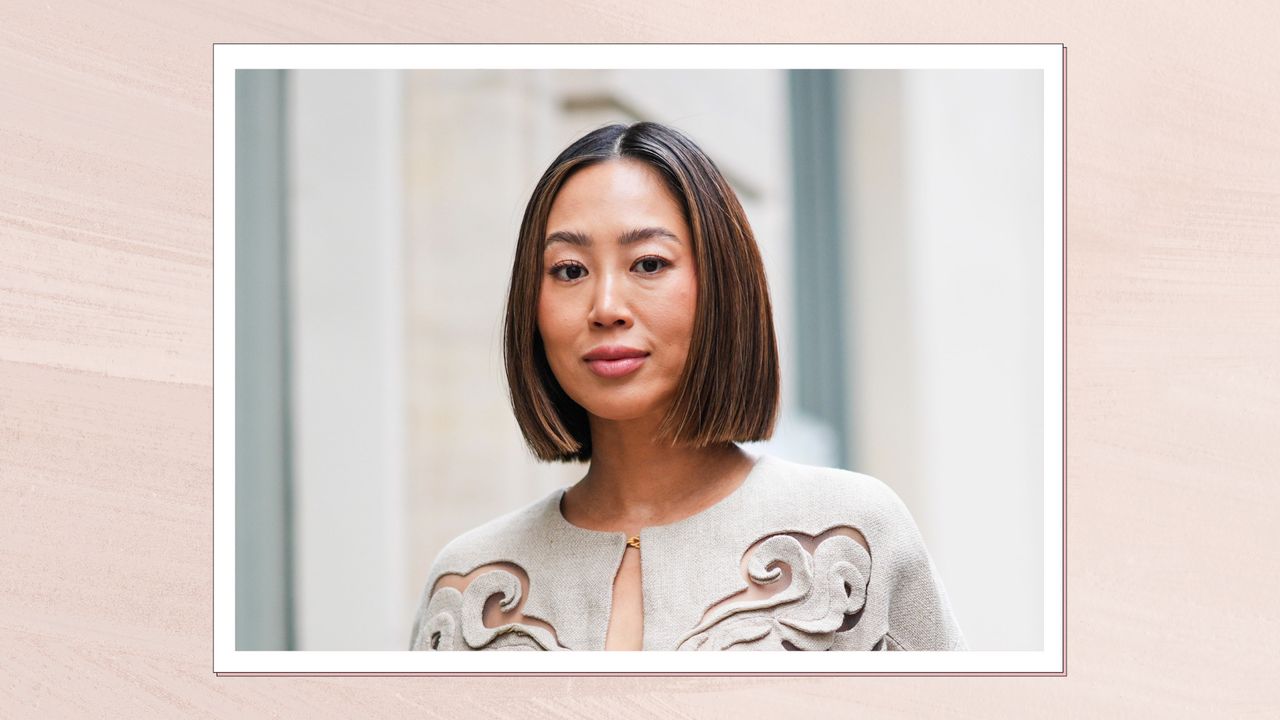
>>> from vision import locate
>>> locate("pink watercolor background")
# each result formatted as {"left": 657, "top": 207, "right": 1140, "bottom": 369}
{"left": 1, "top": 2, "right": 1277, "bottom": 716}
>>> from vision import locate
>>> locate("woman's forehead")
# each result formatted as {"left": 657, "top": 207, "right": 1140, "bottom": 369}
{"left": 545, "top": 161, "right": 687, "bottom": 243}
{"left": 551, "top": 161, "right": 677, "bottom": 212}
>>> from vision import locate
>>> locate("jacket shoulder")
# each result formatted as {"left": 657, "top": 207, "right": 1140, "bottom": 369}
{"left": 754, "top": 454, "right": 919, "bottom": 531}
{"left": 425, "top": 490, "right": 558, "bottom": 580}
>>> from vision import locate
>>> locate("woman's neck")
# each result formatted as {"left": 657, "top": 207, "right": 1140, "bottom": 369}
{"left": 560, "top": 414, "right": 756, "bottom": 533}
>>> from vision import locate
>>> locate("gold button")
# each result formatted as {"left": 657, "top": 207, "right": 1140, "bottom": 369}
{"left": 626, "top": 535, "right": 641, "bottom": 549}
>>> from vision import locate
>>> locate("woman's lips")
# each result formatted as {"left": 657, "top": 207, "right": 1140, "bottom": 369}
{"left": 584, "top": 355, "right": 647, "bottom": 378}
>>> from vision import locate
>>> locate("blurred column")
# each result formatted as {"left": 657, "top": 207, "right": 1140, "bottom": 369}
{"left": 787, "top": 70, "right": 849, "bottom": 470}
{"left": 841, "top": 70, "right": 1045, "bottom": 650}
{"left": 234, "top": 69, "right": 295, "bottom": 651}
{"left": 287, "top": 70, "right": 408, "bottom": 649}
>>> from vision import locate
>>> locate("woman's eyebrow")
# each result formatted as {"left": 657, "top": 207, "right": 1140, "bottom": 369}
{"left": 544, "top": 227, "right": 680, "bottom": 248}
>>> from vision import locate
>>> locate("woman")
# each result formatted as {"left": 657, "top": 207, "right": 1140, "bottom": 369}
{"left": 410, "top": 122, "right": 966, "bottom": 652}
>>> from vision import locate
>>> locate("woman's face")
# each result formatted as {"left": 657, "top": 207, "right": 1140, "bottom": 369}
{"left": 537, "top": 158, "right": 697, "bottom": 426}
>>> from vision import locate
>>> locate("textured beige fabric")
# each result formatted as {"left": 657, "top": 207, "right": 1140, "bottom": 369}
{"left": 410, "top": 453, "right": 966, "bottom": 651}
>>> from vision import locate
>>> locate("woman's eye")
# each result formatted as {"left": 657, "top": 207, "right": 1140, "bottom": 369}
{"left": 633, "top": 256, "right": 669, "bottom": 274}
{"left": 550, "top": 262, "right": 587, "bottom": 281}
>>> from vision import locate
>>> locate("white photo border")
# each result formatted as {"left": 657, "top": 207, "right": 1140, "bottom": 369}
{"left": 213, "top": 43, "right": 1065, "bottom": 675}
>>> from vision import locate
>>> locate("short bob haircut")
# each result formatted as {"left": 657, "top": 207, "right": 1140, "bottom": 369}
{"left": 504, "top": 121, "right": 779, "bottom": 462}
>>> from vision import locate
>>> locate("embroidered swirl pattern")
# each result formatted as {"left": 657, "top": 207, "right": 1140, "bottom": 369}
{"left": 676, "top": 532, "right": 872, "bottom": 651}
{"left": 415, "top": 568, "right": 562, "bottom": 651}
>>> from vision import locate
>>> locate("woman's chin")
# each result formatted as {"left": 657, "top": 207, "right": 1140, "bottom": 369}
{"left": 581, "top": 399, "right": 669, "bottom": 425}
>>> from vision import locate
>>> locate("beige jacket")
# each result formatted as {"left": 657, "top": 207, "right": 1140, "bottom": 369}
{"left": 410, "top": 453, "right": 966, "bottom": 651}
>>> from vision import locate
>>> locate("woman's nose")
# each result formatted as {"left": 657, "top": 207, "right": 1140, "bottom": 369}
{"left": 587, "top": 271, "right": 632, "bottom": 328}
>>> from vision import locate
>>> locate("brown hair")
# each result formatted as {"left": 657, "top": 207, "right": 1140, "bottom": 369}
{"left": 504, "top": 122, "right": 779, "bottom": 462}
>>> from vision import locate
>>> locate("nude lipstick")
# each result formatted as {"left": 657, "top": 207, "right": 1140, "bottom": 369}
{"left": 583, "top": 345, "right": 649, "bottom": 379}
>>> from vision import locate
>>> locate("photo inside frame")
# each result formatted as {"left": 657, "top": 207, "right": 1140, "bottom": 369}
{"left": 217, "top": 44, "right": 1064, "bottom": 674}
